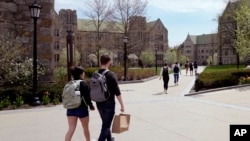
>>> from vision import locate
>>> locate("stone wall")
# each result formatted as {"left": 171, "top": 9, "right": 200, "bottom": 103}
{"left": 0, "top": 0, "right": 55, "bottom": 82}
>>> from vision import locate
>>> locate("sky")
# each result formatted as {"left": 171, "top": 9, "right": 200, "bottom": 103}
{"left": 54, "top": 0, "right": 228, "bottom": 47}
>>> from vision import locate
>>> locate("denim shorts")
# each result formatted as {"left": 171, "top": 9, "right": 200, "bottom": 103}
{"left": 66, "top": 107, "right": 89, "bottom": 118}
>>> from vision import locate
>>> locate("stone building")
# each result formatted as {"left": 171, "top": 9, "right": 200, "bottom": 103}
{"left": 218, "top": 0, "right": 239, "bottom": 65}
{"left": 181, "top": 33, "right": 218, "bottom": 65}
{"left": 75, "top": 17, "right": 168, "bottom": 67}
{"left": 0, "top": 0, "right": 168, "bottom": 82}
{"left": 0, "top": 0, "right": 57, "bottom": 82}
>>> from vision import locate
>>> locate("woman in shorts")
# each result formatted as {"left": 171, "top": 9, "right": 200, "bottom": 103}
{"left": 65, "top": 66, "right": 95, "bottom": 141}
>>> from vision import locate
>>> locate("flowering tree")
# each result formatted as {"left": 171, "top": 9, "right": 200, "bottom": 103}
{"left": 0, "top": 32, "right": 45, "bottom": 85}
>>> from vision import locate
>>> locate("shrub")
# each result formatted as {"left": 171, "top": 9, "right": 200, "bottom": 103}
{"left": 195, "top": 70, "right": 240, "bottom": 91}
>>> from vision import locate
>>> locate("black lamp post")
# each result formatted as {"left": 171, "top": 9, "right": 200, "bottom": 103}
{"left": 123, "top": 36, "right": 128, "bottom": 81}
{"left": 66, "top": 30, "right": 75, "bottom": 81}
{"left": 155, "top": 47, "right": 158, "bottom": 75}
{"left": 29, "top": 1, "right": 42, "bottom": 106}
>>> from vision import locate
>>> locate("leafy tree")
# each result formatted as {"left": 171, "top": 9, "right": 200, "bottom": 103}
{"left": 0, "top": 32, "right": 23, "bottom": 82}
{"left": 140, "top": 50, "right": 154, "bottom": 67}
{"left": 59, "top": 48, "right": 80, "bottom": 67}
{"left": 164, "top": 49, "right": 176, "bottom": 64}
{"left": 0, "top": 32, "right": 45, "bottom": 85}
{"left": 234, "top": 0, "right": 250, "bottom": 60}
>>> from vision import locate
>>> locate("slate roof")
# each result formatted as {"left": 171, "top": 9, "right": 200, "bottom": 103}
{"left": 77, "top": 18, "right": 158, "bottom": 33}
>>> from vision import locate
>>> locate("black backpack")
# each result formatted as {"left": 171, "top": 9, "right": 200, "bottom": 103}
{"left": 173, "top": 65, "right": 179, "bottom": 73}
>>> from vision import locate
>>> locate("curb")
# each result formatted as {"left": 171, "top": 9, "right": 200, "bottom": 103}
{"left": 185, "top": 84, "right": 250, "bottom": 96}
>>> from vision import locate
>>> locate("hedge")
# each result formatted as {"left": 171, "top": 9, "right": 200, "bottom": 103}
{"left": 195, "top": 70, "right": 250, "bottom": 91}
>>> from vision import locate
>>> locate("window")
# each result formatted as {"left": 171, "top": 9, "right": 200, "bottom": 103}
{"left": 54, "top": 29, "right": 59, "bottom": 36}
{"left": 54, "top": 41, "right": 59, "bottom": 50}
{"left": 54, "top": 54, "right": 60, "bottom": 62}
{"left": 155, "top": 35, "right": 163, "bottom": 41}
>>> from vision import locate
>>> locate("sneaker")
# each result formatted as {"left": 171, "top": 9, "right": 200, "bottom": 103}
{"left": 111, "top": 137, "right": 115, "bottom": 141}
{"left": 165, "top": 91, "right": 168, "bottom": 94}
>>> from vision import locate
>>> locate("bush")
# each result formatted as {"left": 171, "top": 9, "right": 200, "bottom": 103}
{"left": 195, "top": 70, "right": 240, "bottom": 91}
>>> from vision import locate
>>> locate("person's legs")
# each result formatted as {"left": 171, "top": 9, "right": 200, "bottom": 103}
{"left": 79, "top": 116, "right": 90, "bottom": 141}
{"left": 174, "top": 74, "right": 177, "bottom": 85}
{"left": 163, "top": 77, "right": 169, "bottom": 93}
{"left": 176, "top": 74, "right": 179, "bottom": 85}
{"left": 65, "top": 116, "right": 78, "bottom": 141}
{"left": 97, "top": 102, "right": 115, "bottom": 141}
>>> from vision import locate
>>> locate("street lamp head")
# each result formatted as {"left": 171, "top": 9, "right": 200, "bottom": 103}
{"left": 123, "top": 36, "right": 128, "bottom": 43}
{"left": 29, "top": 1, "right": 42, "bottom": 19}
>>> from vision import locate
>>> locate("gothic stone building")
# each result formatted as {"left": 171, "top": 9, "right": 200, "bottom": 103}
{"left": 181, "top": 33, "right": 218, "bottom": 65}
{"left": 74, "top": 16, "right": 168, "bottom": 67}
{"left": 0, "top": 0, "right": 168, "bottom": 82}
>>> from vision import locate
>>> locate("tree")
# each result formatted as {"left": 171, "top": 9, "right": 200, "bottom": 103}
{"left": 59, "top": 48, "right": 80, "bottom": 67}
{"left": 140, "top": 50, "right": 154, "bottom": 67}
{"left": 164, "top": 49, "right": 176, "bottom": 65}
{"left": 83, "top": 0, "right": 113, "bottom": 66}
{"left": 0, "top": 32, "right": 45, "bottom": 85}
{"left": 112, "top": 0, "right": 147, "bottom": 36}
{"left": 234, "top": 0, "right": 250, "bottom": 61}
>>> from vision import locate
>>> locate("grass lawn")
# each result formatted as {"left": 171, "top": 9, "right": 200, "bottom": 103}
{"left": 204, "top": 65, "right": 246, "bottom": 72}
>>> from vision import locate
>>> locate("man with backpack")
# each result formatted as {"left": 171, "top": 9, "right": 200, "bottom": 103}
{"left": 159, "top": 63, "right": 170, "bottom": 94}
{"left": 173, "top": 62, "right": 180, "bottom": 86}
{"left": 91, "top": 55, "right": 125, "bottom": 141}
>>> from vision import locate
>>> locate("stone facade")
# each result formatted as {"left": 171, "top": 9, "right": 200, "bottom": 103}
{"left": 0, "top": 0, "right": 168, "bottom": 81}
{"left": 75, "top": 17, "right": 168, "bottom": 67}
{"left": 0, "top": 0, "right": 56, "bottom": 82}
{"left": 181, "top": 33, "right": 218, "bottom": 65}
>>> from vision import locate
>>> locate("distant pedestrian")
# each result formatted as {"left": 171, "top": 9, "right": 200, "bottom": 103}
{"left": 185, "top": 61, "right": 189, "bottom": 76}
{"left": 173, "top": 62, "right": 180, "bottom": 85}
{"left": 159, "top": 63, "right": 170, "bottom": 94}
{"left": 65, "top": 66, "right": 95, "bottom": 141}
{"left": 189, "top": 61, "right": 193, "bottom": 76}
{"left": 194, "top": 61, "right": 198, "bottom": 74}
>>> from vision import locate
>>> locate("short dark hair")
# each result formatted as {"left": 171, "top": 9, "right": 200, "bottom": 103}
{"left": 100, "top": 55, "right": 111, "bottom": 65}
{"left": 71, "top": 66, "right": 85, "bottom": 80}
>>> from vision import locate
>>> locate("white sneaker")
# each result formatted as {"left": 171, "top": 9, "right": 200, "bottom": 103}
{"left": 91, "top": 139, "right": 97, "bottom": 141}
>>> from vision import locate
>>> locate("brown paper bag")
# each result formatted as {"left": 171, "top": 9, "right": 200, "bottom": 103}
{"left": 112, "top": 114, "right": 130, "bottom": 133}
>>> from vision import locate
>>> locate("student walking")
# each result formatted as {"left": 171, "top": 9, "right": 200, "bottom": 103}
{"left": 194, "top": 61, "right": 198, "bottom": 74}
{"left": 159, "top": 63, "right": 170, "bottom": 94}
{"left": 189, "top": 61, "right": 194, "bottom": 76}
{"left": 173, "top": 62, "right": 180, "bottom": 85}
{"left": 95, "top": 55, "right": 125, "bottom": 141}
{"left": 65, "top": 66, "right": 95, "bottom": 141}
{"left": 185, "top": 61, "right": 189, "bottom": 76}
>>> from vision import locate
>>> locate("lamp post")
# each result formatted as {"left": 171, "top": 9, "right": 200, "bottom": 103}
{"left": 123, "top": 36, "right": 128, "bottom": 81}
{"left": 155, "top": 47, "right": 158, "bottom": 75}
{"left": 66, "top": 30, "right": 75, "bottom": 81}
{"left": 29, "top": 1, "right": 42, "bottom": 106}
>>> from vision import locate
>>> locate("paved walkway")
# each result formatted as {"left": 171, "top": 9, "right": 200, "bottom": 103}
{"left": 1, "top": 67, "right": 250, "bottom": 141}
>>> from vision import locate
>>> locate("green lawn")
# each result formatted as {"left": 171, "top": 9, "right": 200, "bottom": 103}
{"left": 204, "top": 65, "right": 246, "bottom": 72}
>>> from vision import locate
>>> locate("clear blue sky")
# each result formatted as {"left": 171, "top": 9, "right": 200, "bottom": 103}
{"left": 54, "top": 0, "right": 228, "bottom": 47}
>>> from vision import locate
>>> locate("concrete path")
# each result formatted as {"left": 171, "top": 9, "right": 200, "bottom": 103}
{"left": 1, "top": 66, "right": 250, "bottom": 141}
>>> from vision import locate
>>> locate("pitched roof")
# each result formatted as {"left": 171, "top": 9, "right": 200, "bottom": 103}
{"left": 196, "top": 34, "right": 217, "bottom": 44}
{"left": 146, "top": 20, "right": 157, "bottom": 31}
{"left": 77, "top": 18, "right": 161, "bottom": 33}
{"left": 189, "top": 35, "right": 197, "bottom": 44}
{"left": 77, "top": 19, "right": 123, "bottom": 33}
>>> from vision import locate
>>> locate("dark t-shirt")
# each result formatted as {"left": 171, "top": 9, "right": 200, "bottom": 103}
{"left": 97, "top": 69, "right": 121, "bottom": 103}
{"left": 79, "top": 80, "right": 94, "bottom": 109}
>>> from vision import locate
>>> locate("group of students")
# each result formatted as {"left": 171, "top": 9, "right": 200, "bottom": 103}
{"left": 184, "top": 61, "right": 198, "bottom": 76}
{"left": 65, "top": 55, "right": 125, "bottom": 141}
{"left": 159, "top": 62, "right": 181, "bottom": 94}
{"left": 159, "top": 61, "right": 199, "bottom": 94}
